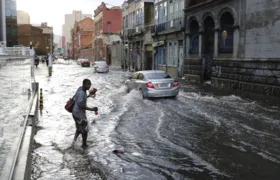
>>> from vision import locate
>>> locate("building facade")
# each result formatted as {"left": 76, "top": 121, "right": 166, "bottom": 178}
{"left": 183, "top": 0, "right": 280, "bottom": 96}
{"left": 18, "top": 24, "right": 50, "bottom": 55}
{"left": 121, "top": 0, "right": 154, "bottom": 71}
{"left": 71, "top": 17, "right": 94, "bottom": 60}
{"left": 17, "top": 10, "right": 30, "bottom": 24}
{"left": 152, "top": 0, "right": 185, "bottom": 78}
{"left": 93, "top": 2, "right": 122, "bottom": 65}
{"left": 62, "top": 11, "right": 91, "bottom": 56}
{"left": 2, "top": 0, "right": 18, "bottom": 47}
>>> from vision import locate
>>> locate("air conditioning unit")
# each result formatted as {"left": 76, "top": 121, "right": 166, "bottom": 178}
{"left": 170, "top": 20, "right": 174, "bottom": 27}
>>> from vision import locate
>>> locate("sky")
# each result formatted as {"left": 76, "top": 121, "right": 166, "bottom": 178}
{"left": 17, "top": 0, "right": 124, "bottom": 36}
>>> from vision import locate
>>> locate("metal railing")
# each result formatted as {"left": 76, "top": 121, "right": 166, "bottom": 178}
{"left": 0, "top": 46, "right": 31, "bottom": 56}
{"left": 152, "top": 17, "right": 185, "bottom": 34}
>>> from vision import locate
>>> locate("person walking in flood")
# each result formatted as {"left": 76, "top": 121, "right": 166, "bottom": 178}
{"left": 72, "top": 79, "right": 98, "bottom": 149}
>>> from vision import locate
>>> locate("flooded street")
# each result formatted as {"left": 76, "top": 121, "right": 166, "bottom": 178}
{"left": 32, "top": 60, "right": 280, "bottom": 180}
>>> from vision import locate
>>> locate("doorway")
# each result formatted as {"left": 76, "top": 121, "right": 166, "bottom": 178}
{"left": 203, "top": 16, "right": 215, "bottom": 81}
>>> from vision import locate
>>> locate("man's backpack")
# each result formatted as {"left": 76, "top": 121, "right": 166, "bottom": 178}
{"left": 65, "top": 95, "right": 76, "bottom": 113}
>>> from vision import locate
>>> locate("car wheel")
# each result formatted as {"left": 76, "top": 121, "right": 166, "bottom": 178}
{"left": 139, "top": 89, "right": 146, "bottom": 99}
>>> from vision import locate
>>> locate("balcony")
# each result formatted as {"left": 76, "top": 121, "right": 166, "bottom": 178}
{"left": 133, "top": 25, "right": 144, "bottom": 35}
{"left": 151, "top": 17, "right": 185, "bottom": 35}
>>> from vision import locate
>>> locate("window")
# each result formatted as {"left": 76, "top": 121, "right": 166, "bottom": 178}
{"left": 219, "top": 29, "right": 233, "bottom": 53}
{"left": 164, "top": 2, "right": 167, "bottom": 16}
{"left": 132, "top": 73, "right": 139, "bottom": 79}
{"left": 138, "top": 73, "right": 144, "bottom": 80}
{"left": 159, "top": 4, "right": 163, "bottom": 23}
{"left": 174, "top": 1, "right": 178, "bottom": 18}
{"left": 167, "top": 41, "right": 178, "bottom": 66}
{"left": 219, "top": 12, "right": 234, "bottom": 53}
{"left": 146, "top": 73, "right": 171, "bottom": 79}
{"left": 155, "top": 6, "right": 158, "bottom": 24}
{"left": 169, "top": 3, "right": 173, "bottom": 21}
{"left": 155, "top": 47, "right": 166, "bottom": 65}
{"left": 190, "top": 34, "right": 199, "bottom": 54}
{"left": 136, "top": 9, "right": 139, "bottom": 25}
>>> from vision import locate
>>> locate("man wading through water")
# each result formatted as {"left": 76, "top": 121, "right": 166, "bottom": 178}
{"left": 72, "top": 79, "right": 98, "bottom": 149}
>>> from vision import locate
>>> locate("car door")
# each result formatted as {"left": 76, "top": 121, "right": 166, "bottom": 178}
{"left": 127, "top": 73, "right": 139, "bottom": 90}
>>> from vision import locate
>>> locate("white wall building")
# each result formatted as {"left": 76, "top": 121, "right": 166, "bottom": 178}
{"left": 62, "top": 11, "right": 91, "bottom": 56}
{"left": 17, "top": 10, "right": 30, "bottom": 24}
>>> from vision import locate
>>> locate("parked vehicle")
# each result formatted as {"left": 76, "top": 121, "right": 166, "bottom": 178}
{"left": 81, "top": 59, "right": 90, "bottom": 67}
{"left": 77, "top": 58, "right": 83, "bottom": 65}
{"left": 93, "top": 61, "right": 109, "bottom": 73}
{"left": 63, "top": 56, "right": 68, "bottom": 60}
{"left": 125, "top": 70, "right": 179, "bottom": 98}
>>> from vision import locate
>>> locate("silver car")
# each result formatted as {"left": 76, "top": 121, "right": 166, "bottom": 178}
{"left": 93, "top": 61, "right": 109, "bottom": 73}
{"left": 125, "top": 70, "right": 179, "bottom": 98}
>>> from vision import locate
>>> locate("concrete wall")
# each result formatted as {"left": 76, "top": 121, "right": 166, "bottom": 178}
{"left": 111, "top": 42, "right": 122, "bottom": 68}
{"left": 103, "top": 8, "right": 122, "bottom": 34}
{"left": 242, "top": 0, "right": 280, "bottom": 58}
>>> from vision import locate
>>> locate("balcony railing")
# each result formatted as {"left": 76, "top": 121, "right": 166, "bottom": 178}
{"left": 151, "top": 17, "right": 185, "bottom": 34}
{"left": 133, "top": 24, "right": 144, "bottom": 35}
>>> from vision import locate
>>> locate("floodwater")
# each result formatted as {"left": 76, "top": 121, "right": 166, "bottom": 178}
{"left": 31, "top": 60, "right": 280, "bottom": 180}
{"left": 0, "top": 59, "right": 31, "bottom": 174}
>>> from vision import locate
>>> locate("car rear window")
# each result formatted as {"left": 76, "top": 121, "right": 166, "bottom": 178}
{"left": 146, "top": 73, "right": 171, "bottom": 79}
{"left": 96, "top": 62, "right": 106, "bottom": 65}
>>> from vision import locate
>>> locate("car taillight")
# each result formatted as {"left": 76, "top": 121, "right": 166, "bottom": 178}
{"left": 146, "top": 82, "right": 155, "bottom": 88}
{"left": 173, "top": 81, "right": 179, "bottom": 87}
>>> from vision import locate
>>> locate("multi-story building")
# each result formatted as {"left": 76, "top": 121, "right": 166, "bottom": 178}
{"left": 71, "top": 17, "right": 94, "bottom": 61}
{"left": 62, "top": 11, "right": 91, "bottom": 56}
{"left": 93, "top": 2, "right": 122, "bottom": 65}
{"left": 121, "top": 0, "right": 154, "bottom": 71}
{"left": 33, "top": 22, "right": 53, "bottom": 54}
{"left": 184, "top": 0, "right": 280, "bottom": 96}
{"left": 0, "top": 0, "right": 18, "bottom": 47}
{"left": 18, "top": 24, "right": 51, "bottom": 55}
{"left": 17, "top": 10, "right": 30, "bottom": 24}
{"left": 152, "top": 0, "right": 185, "bottom": 78}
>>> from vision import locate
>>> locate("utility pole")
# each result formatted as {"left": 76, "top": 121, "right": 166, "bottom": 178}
{"left": 48, "top": 33, "right": 53, "bottom": 76}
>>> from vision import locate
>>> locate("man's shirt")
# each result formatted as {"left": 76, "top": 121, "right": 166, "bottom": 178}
{"left": 72, "top": 87, "right": 87, "bottom": 119}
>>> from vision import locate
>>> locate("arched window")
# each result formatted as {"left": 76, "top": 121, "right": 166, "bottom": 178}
{"left": 189, "top": 19, "right": 199, "bottom": 54}
{"left": 219, "top": 12, "right": 234, "bottom": 53}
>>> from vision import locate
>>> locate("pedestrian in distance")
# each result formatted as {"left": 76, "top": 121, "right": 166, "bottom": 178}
{"left": 45, "top": 54, "right": 49, "bottom": 66}
{"left": 72, "top": 79, "right": 98, "bottom": 149}
{"left": 34, "top": 54, "right": 39, "bottom": 68}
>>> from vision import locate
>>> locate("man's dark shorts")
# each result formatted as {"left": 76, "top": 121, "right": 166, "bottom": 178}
{"left": 72, "top": 115, "right": 88, "bottom": 134}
